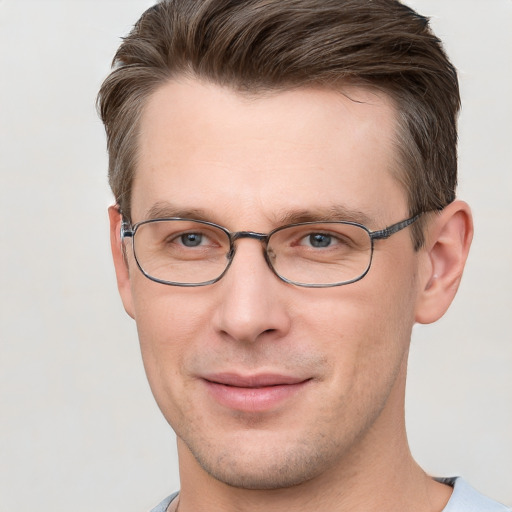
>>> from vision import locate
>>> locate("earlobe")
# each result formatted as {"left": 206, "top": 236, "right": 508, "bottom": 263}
{"left": 108, "top": 205, "right": 135, "bottom": 319}
{"left": 415, "top": 201, "right": 473, "bottom": 324}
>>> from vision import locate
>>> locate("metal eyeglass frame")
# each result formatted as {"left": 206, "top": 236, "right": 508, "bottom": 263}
{"left": 120, "top": 213, "right": 422, "bottom": 288}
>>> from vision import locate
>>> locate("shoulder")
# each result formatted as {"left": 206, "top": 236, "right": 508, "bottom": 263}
{"left": 149, "top": 491, "right": 178, "bottom": 512}
{"left": 439, "top": 477, "right": 510, "bottom": 512}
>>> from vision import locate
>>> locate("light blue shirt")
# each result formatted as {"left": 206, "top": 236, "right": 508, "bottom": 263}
{"left": 437, "top": 477, "right": 510, "bottom": 512}
{"left": 149, "top": 478, "right": 510, "bottom": 512}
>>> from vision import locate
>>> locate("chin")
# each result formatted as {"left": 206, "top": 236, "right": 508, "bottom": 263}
{"left": 198, "top": 455, "right": 324, "bottom": 490}
{"left": 184, "top": 430, "right": 343, "bottom": 490}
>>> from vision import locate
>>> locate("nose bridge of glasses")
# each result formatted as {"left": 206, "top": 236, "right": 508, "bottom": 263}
{"left": 230, "top": 231, "right": 268, "bottom": 243}
{"left": 227, "top": 231, "right": 271, "bottom": 262}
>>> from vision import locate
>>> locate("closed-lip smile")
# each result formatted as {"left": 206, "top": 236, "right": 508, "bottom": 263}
{"left": 201, "top": 373, "right": 311, "bottom": 412}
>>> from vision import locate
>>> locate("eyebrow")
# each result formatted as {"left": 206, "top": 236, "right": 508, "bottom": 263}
{"left": 143, "top": 202, "right": 213, "bottom": 223}
{"left": 273, "top": 206, "right": 374, "bottom": 228}
{"left": 142, "top": 201, "right": 375, "bottom": 228}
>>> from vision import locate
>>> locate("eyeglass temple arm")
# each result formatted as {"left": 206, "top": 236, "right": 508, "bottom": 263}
{"left": 120, "top": 221, "right": 134, "bottom": 240}
{"left": 370, "top": 214, "right": 421, "bottom": 240}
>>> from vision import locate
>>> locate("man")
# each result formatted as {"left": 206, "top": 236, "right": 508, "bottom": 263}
{"left": 97, "top": 1, "right": 509, "bottom": 511}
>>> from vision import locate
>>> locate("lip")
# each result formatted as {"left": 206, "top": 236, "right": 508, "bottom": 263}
{"left": 201, "top": 373, "right": 311, "bottom": 412}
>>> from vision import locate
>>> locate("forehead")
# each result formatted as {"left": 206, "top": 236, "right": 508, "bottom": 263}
{"left": 133, "top": 78, "right": 406, "bottom": 228}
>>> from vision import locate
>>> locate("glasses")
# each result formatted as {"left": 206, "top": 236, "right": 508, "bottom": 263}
{"left": 120, "top": 214, "right": 421, "bottom": 288}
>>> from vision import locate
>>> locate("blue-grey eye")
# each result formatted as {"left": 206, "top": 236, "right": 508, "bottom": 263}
{"left": 309, "top": 233, "right": 331, "bottom": 248}
{"left": 180, "top": 233, "right": 203, "bottom": 247}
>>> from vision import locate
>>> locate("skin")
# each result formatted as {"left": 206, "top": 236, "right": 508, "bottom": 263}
{"left": 109, "top": 78, "right": 473, "bottom": 512}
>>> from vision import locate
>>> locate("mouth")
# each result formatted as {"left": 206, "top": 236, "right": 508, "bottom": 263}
{"left": 201, "top": 373, "right": 312, "bottom": 412}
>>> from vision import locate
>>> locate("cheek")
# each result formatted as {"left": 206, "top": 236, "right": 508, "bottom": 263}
{"left": 130, "top": 279, "right": 208, "bottom": 389}
{"left": 307, "top": 294, "right": 413, "bottom": 438}
{"left": 131, "top": 291, "right": 210, "bottom": 432}
{"left": 302, "top": 267, "right": 417, "bottom": 385}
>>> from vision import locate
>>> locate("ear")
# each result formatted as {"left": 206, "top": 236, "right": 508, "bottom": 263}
{"left": 108, "top": 205, "right": 135, "bottom": 319}
{"left": 415, "top": 200, "right": 473, "bottom": 324}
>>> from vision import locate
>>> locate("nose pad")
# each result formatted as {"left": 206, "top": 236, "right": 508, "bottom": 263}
{"left": 263, "top": 245, "right": 278, "bottom": 274}
{"left": 226, "top": 245, "right": 236, "bottom": 262}
{"left": 212, "top": 239, "right": 291, "bottom": 344}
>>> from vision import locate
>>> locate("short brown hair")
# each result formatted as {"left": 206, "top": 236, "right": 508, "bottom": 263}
{"left": 97, "top": 0, "right": 460, "bottom": 247}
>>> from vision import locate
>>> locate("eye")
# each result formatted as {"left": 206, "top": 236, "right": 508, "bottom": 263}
{"left": 306, "top": 233, "right": 333, "bottom": 248}
{"left": 167, "top": 227, "right": 226, "bottom": 250}
{"left": 179, "top": 232, "right": 205, "bottom": 247}
{"left": 300, "top": 231, "right": 347, "bottom": 249}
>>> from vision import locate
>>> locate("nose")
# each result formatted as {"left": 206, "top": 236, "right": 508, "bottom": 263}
{"left": 212, "top": 238, "right": 292, "bottom": 344}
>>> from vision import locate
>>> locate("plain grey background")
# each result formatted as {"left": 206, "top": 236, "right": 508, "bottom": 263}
{"left": 0, "top": 1, "right": 510, "bottom": 510}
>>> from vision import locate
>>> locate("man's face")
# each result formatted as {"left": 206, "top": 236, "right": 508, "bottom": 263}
{"left": 114, "top": 79, "right": 425, "bottom": 489}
